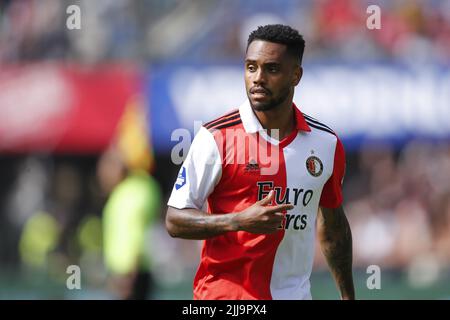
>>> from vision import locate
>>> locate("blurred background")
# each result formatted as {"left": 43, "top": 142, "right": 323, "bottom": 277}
{"left": 0, "top": 0, "right": 449, "bottom": 299}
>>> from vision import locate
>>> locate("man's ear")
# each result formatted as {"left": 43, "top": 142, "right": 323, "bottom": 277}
{"left": 293, "top": 66, "right": 303, "bottom": 86}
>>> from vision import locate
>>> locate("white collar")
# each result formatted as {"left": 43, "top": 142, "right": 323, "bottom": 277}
{"left": 239, "top": 100, "right": 264, "bottom": 134}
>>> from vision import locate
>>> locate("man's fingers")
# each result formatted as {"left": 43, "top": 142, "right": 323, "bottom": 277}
{"left": 271, "top": 211, "right": 283, "bottom": 217}
{"left": 258, "top": 190, "right": 274, "bottom": 206}
{"left": 266, "top": 204, "right": 294, "bottom": 214}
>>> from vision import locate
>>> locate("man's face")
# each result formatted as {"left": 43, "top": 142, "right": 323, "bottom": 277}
{"left": 245, "top": 40, "right": 301, "bottom": 112}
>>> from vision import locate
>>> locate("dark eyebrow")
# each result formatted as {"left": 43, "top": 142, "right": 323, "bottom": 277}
{"left": 245, "top": 59, "right": 281, "bottom": 65}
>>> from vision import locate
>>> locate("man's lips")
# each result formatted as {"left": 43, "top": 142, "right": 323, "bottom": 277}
{"left": 250, "top": 87, "right": 270, "bottom": 95}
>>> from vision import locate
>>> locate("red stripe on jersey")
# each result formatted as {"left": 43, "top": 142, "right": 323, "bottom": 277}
{"left": 193, "top": 127, "right": 288, "bottom": 300}
{"left": 319, "top": 137, "right": 345, "bottom": 208}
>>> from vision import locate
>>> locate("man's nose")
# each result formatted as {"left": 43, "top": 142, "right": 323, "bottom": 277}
{"left": 253, "top": 69, "right": 266, "bottom": 85}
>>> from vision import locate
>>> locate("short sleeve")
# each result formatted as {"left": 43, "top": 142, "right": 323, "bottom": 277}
{"left": 319, "top": 137, "right": 346, "bottom": 209}
{"left": 167, "top": 126, "right": 222, "bottom": 210}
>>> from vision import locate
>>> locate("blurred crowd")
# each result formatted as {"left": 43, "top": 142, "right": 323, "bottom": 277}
{"left": 1, "top": 0, "right": 450, "bottom": 64}
{"left": 320, "top": 141, "right": 450, "bottom": 287}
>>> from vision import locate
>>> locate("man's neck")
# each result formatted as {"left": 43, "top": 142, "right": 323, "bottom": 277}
{"left": 253, "top": 101, "right": 295, "bottom": 141}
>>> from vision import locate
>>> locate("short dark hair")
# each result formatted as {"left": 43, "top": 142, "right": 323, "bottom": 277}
{"left": 247, "top": 24, "right": 305, "bottom": 65}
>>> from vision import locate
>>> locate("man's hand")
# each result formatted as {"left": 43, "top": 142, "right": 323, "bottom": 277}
{"left": 166, "top": 190, "right": 293, "bottom": 240}
{"left": 232, "top": 190, "right": 294, "bottom": 234}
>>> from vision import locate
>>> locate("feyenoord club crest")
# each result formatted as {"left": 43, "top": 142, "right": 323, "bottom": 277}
{"left": 306, "top": 156, "right": 323, "bottom": 177}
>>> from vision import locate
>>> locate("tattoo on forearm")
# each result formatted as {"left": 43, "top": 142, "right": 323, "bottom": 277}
{"left": 320, "top": 208, "right": 355, "bottom": 299}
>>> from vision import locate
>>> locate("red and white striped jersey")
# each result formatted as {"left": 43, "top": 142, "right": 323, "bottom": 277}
{"left": 168, "top": 100, "right": 346, "bottom": 300}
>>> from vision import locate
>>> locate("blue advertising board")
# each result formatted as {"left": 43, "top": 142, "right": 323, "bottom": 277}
{"left": 148, "top": 63, "right": 450, "bottom": 152}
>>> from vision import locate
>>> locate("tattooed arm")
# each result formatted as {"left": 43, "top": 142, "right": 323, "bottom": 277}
{"left": 318, "top": 205, "right": 355, "bottom": 300}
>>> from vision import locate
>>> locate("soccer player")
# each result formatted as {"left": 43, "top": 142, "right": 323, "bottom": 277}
{"left": 166, "top": 24, "right": 355, "bottom": 300}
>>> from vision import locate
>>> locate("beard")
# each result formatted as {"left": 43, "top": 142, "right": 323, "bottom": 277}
{"left": 248, "top": 86, "right": 291, "bottom": 112}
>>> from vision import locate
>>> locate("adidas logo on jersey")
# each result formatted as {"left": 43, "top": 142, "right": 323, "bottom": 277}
{"left": 244, "top": 160, "right": 260, "bottom": 172}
